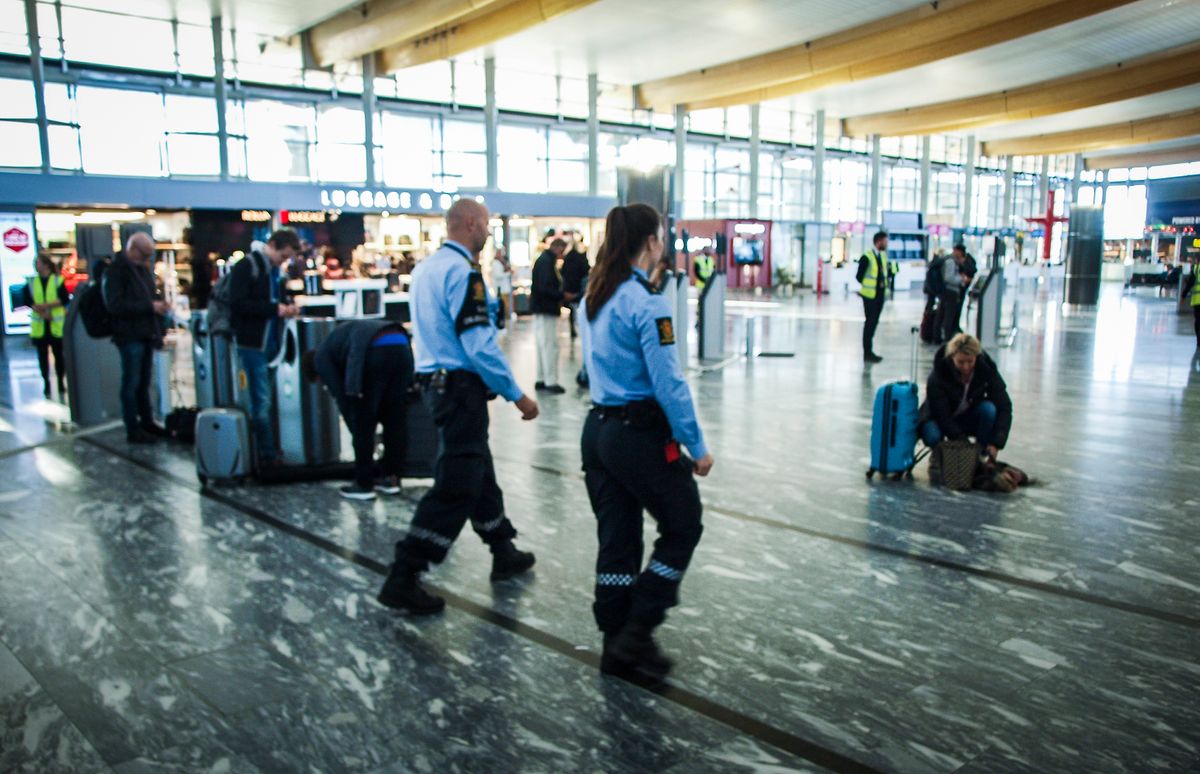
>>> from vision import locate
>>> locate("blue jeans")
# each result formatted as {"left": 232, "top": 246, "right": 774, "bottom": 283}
{"left": 117, "top": 340, "right": 154, "bottom": 436}
{"left": 238, "top": 348, "right": 276, "bottom": 462}
{"left": 921, "top": 400, "right": 997, "bottom": 449}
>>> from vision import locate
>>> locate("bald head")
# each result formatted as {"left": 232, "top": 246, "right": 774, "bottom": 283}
{"left": 125, "top": 232, "right": 155, "bottom": 267}
{"left": 446, "top": 199, "right": 490, "bottom": 255}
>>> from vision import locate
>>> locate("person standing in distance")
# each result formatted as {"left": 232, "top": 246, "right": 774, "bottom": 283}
{"left": 579, "top": 203, "right": 714, "bottom": 681}
{"left": 857, "top": 231, "right": 889, "bottom": 363}
{"left": 532, "top": 238, "right": 567, "bottom": 394}
{"left": 378, "top": 198, "right": 540, "bottom": 615}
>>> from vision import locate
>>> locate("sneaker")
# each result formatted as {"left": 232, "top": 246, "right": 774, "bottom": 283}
{"left": 339, "top": 485, "right": 376, "bottom": 501}
{"left": 490, "top": 541, "right": 536, "bottom": 581}
{"left": 606, "top": 625, "right": 673, "bottom": 679}
{"left": 537, "top": 384, "right": 566, "bottom": 395}
{"left": 374, "top": 476, "right": 402, "bottom": 495}
{"left": 534, "top": 381, "right": 546, "bottom": 390}
{"left": 864, "top": 353, "right": 884, "bottom": 364}
{"left": 377, "top": 569, "right": 445, "bottom": 615}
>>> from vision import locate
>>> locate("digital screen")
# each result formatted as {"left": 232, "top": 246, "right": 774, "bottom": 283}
{"left": 733, "top": 237, "right": 764, "bottom": 265}
{"left": 0, "top": 212, "right": 35, "bottom": 334}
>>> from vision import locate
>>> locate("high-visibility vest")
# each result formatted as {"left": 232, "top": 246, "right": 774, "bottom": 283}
{"left": 695, "top": 254, "right": 715, "bottom": 289}
{"left": 859, "top": 250, "right": 886, "bottom": 300}
{"left": 30, "top": 274, "right": 65, "bottom": 339}
{"left": 1191, "top": 269, "right": 1200, "bottom": 307}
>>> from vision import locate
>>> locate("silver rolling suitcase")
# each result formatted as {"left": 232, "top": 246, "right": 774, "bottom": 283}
{"left": 195, "top": 407, "right": 254, "bottom": 486}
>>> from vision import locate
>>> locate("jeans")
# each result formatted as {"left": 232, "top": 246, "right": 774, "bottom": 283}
{"left": 117, "top": 340, "right": 155, "bottom": 436}
{"left": 921, "top": 400, "right": 998, "bottom": 449}
{"left": 238, "top": 347, "right": 276, "bottom": 462}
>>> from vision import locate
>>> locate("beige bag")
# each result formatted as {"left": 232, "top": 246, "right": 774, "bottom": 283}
{"left": 934, "top": 440, "right": 979, "bottom": 491}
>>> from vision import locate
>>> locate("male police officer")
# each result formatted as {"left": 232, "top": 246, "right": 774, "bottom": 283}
{"left": 377, "top": 198, "right": 540, "bottom": 615}
{"left": 857, "top": 231, "right": 889, "bottom": 363}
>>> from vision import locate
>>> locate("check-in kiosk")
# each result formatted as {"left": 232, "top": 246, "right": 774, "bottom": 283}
{"left": 698, "top": 234, "right": 727, "bottom": 361}
{"left": 64, "top": 282, "right": 123, "bottom": 426}
{"left": 273, "top": 317, "right": 342, "bottom": 468}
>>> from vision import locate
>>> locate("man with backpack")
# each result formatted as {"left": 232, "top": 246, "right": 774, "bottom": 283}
{"left": 226, "top": 230, "right": 301, "bottom": 466}
{"left": 103, "top": 233, "right": 170, "bottom": 444}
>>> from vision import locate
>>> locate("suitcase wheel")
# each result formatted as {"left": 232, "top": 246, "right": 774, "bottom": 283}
{"left": 890, "top": 472, "right": 904, "bottom": 481}
{"left": 865, "top": 469, "right": 876, "bottom": 480}
{"left": 198, "top": 473, "right": 208, "bottom": 488}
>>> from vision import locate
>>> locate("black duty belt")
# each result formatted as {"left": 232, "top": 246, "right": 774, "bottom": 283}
{"left": 591, "top": 399, "right": 666, "bottom": 426}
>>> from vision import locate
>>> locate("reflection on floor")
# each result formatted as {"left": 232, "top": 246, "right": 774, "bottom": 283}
{"left": 1, "top": 282, "right": 1198, "bottom": 773}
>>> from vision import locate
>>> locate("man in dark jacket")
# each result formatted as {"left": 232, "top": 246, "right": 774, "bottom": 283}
{"left": 560, "top": 234, "right": 589, "bottom": 340}
{"left": 918, "top": 333, "right": 1013, "bottom": 462}
{"left": 104, "top": 233, "right": 169, "bottom": 444}
{"left": 531, "top": 238, "right": 566, "bottom": 394}
{"left": 230, "top": 229, "right": 300, "bottom": 464}
{"left": 302, "top": 320, "right": 413, "bottom": 500}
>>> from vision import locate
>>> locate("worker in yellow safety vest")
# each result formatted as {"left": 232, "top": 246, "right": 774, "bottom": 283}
{"left": 857, "top": 231, "right": 889, "bottom": 363}
{"left": 25, "top": 252, "right": 69, "bottom": 399}
{"left": 888, "top": 258, "right": 900, "bottom": 296}
{"left": 1190, "top": 263, "right": 1200, "bottom": 350}
{"left": 694, "top": 248, "right": 715, "bottom": 291}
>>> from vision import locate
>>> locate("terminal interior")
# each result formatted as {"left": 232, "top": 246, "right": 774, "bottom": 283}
{"left": 1, "top": 1, "right": 1200, "bottom": 772}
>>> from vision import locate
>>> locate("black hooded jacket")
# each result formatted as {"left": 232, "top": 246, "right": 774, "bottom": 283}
{"left": 918, "top": 344, "right": 1013, "bottom": 449}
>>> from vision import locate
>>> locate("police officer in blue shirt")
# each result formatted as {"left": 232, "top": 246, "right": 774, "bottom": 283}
{"left": 579, "top": 203, "right": 714, "bottom": 680}
{"left": 377, "top": 198, "right": 540, "bottom": 615}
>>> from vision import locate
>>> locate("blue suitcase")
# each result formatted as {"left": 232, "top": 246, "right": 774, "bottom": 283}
{"left": 867, "top": 327, "right": 928, "bottom": 480}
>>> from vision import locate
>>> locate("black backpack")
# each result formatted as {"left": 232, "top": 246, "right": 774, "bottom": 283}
{"left": 77, "top": 278, "right": 113, "bottom": 339}
{"left": 925, "top": 256, "right": 947, "bottom": 295}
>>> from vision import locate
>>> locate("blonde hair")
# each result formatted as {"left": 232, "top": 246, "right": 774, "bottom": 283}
{"left": 945, "top": 333, "right": 982, "bottom": 358}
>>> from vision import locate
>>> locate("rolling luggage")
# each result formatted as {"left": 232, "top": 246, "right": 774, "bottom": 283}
{"left": 919, "top": 304, "right": 938, "bottom": 344}
{"left": 402, "top": 392, "right": 438, "bottom": 479}
{"left": 195, "top": 407, "right": 254, "bottom": 486}
{"left": 866, "top": 327, "right": 929, "bottom": 481}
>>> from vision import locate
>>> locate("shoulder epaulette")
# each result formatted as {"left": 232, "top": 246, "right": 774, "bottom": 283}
{"left": 634, "top": 275, "right": 660, "bottom": 295}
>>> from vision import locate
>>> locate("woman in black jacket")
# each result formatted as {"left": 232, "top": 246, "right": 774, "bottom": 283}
{"left": 918, "top": 333, "right": 1012, "bottom": 462}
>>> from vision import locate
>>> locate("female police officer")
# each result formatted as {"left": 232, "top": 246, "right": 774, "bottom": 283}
{"left": 579, "top": 203, "right": 714, "bottom": 680}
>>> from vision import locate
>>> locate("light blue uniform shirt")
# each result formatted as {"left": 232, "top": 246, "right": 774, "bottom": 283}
{"left": 410, "top": 240, "right": 523, "bottom": 403}
{"left": 580, "top": 267, "right": 707, "bottom": 460}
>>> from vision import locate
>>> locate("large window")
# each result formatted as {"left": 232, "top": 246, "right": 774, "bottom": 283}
{"left": 316, "top": 105, "right": 366, "bottom": 184}
{"left": 883, "top": 164, "right": 919, "bottom": 213}
{"left": 498, "top": 124, "right": 546, "bottom": 193}
{"left": 825, "top": 157, "right": 870, "bottom": 223}
{"left": 0, "top": 77, "right": 40, "bottom": 168}
{"left": 441, "top": 119, "right": 486, "bottom": 191}
{"left": 244, "top": 99, "right": 314, "bottom": 182}
{"left": 165, "top": 94, "right": 220, "bottom": 176}
{"left": 77, "top": 86, "right": 165, "bottom": 176}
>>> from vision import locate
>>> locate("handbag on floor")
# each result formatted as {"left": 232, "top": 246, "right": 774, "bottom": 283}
{"left": 933, "top": 439, "right": 979, "bottom": 491}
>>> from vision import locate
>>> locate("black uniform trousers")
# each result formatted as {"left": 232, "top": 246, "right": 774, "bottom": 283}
{"left": 394, "top": 372, "right": 516, "bottom": 571}
{"left": 33, "top": 335, "right": 65, "bottom": 391}
{"left": 1193, "top": 305, "right": 1200, "bottom": 347}
{"left": 581, "top": 408, "right": 703, "bottom": 634}
{"left": 341, "top": 346, "right": 412, "bottom": 489}
{"left": 862, "top": 295, "right": 885, "bottom": 356}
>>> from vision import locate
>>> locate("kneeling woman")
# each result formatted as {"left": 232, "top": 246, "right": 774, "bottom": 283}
{"left": 919, "top": 333, "right": 1013, "bottom": 462}
{"left": 580, "top": 203, "right": 714, "bottom": 680}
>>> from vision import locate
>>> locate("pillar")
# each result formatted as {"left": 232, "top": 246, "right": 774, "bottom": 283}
{"left": 587, "top": 73, "right": 599, "bottom": 197}
{"left": 24, "top": 0, "right": 50, "bottom": 173}
{"left": 1001, "top": 155, "right": 1014, "bottom": 228}
{"left": 362, "top": 54, "right": 377, "bottom": 187}
{"left": 674, "top": 104, "right": 686, "bottom": 218}
{"left": 963, "top": 134, "right": 977, "bottom": 228}
{"left": 212, "top": 16, "right": 229, "bottom": 180}
{"left": 749, "top": 104, "right": 761, "bottom": 219}
{"left": 869, "top": 134, "right": 882, "bottom": 224}
{"left": 919, "top": 135, "right": 931, "bottom": 216}
{"left": 813, "top": 109, "right": 826, "bottom": 223}
{"left": 484, "top": 57, "right": 498, "bottom": 190}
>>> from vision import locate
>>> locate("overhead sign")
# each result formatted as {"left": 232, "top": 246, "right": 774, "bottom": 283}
{"left": 320, "top": 187, "right": 462, "bottom": 213}
{"left": 0, "top": 212, "right": 35, "bottom": 334}
{"left": 241, "top": 210, "right": 272, "bottom": 222}
{"left": 282, "top": 210, "right": 327, "bottom": 224}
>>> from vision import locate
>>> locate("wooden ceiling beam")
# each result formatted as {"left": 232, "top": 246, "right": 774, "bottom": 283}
{"left": 843, "top": 42, "right": 1200, "bottom": 137}
{"left": 1084, "top": 141, "right": 1200, "bottom": 170}
{"left": 376, "top": 0, "right": 598, "bottom": 71}
{"left": 306, "top": 0, "right": 505, "bottom": 68}
{"left": 982, "top": 109, "right": 1200, "bottom": 156}
{"left": 647, "top": 0, "right": 1137, "bottom": 112}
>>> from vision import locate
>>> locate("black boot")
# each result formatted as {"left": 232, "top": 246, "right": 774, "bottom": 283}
{"left": 606, "top": 624, "right": 672, "bottom": 679}
{"left": 377, "top": 567, "right": 445, "bottom": 615}
{"left": 490, "top": 541, "right": 536, "bottom": 581}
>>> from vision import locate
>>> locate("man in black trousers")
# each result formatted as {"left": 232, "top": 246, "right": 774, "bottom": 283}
{"left": 302, "top": 320, "right": 413, "bottom": 500}
{"left": 857, "top": 231, "right": 889, "bottom": 363}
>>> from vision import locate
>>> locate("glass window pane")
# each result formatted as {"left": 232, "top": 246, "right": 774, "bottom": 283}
{"left": 318, "top": 106, "right": 364, "bottom": 144}
{"left": 168, "top": 134, "right": 219, "bottom": 176}
{"left": 548, "top": 160, "right": 586, "bottom": 194}
{"left": 77, "top": 86, "right": 164, "bottom": 176}
{"left": 48, "top": 123, "right": 80, "bottom": 169}
{"left": 166, "top": 94, "right": 217, "bottom": 133}
{"left": 444, "top": 120, "right": 484, "bottom": 153}
{"left": 227, "top": 138, "right": 247, "bottom": 178}
{"left": 548, "top": 129, "right": 587, "bottom": 161}
{"left": 317, "top": 143, "right": 365, "bottom": 184}
{"left": 392, "top": 62, "right": 453, "bottom": 104}
{"left": 442, "top": 152, "right": 486, "bottom": 190}
{"left": 381, "top": 112, "right": 434, "bottom": 188}
{"left": 0, "top": 78, "right": 34, "bottom": 119}
{"left": 62, "top": 8, "right": 175, "bottom": 71}
{"left": 177, "top": 22, "right": 215, "bottom": 77}
{"left": 0, "top": 120, "right": 40, "bottom": 167}
{"left": 44, "top": 83, "right": 72, "bottom": 124}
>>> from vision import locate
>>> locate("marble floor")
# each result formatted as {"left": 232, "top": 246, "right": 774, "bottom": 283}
{"left": 1, "top": 279, "right": 1198, "bottom": 773}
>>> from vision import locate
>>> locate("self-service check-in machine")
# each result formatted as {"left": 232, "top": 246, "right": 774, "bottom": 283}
{"left": 273, "top": 317, "right": 342, "bottom": 468}
{"left": 697, "top": 234, "right": 727, "bottom": 361}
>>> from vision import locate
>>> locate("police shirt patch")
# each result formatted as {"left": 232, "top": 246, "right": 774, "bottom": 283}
{"left": 656, "top": 317, "right": 675, "bottom": 346}
{"left": 455, "top": 272, "right": 491, "bottom": 334}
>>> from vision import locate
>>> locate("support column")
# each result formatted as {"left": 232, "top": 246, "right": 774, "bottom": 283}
{"left": 868, "top": 134, "right": 882, "bottom": 225}
{"left": 1098, "top": 170, "right": 1107, "bottom": 206}
{"left": 813, "top": 109, "right": 826, "bottom": 222}
{"left": 1039, "top": 155, "right": 1051, "bottom": 210}
{"left": 963, "top": 134, "right": 977, "bottom": 228}
{"left": 24, "top": 0, "right": 50, "bottom": 173}
{"left": 484, "top": 57, "right": 498, "bottom": 190}
{"left": 674, "top": 105, "right": 686, "bottom": 219}
{"left": 1001, "top": 155, "right": 1015, "bottom": 228}
{"left": 212, "top": 16, "right": 229, "bottom": 181}
{"left": 587, "top": 74, "right": 599, "bottom": 197}
{"left": 362, "top": 54, "right": 376, "bottom": 187}
{"left": 748, "top": 104, "right": 761, "bottom": 219}
{"left": 919, "top": 135, "right": 931, "bottom": 217}
{"left": 1070, "top": 152, "right": 1083, "bottom": 207}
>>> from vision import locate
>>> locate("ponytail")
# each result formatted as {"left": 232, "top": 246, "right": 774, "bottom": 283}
{"left": 585, "top": 203, "right": 661, "bottom": 319}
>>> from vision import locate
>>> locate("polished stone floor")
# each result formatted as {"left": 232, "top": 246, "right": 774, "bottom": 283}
{"left": 1, "top": 279, "right": 1198, "bottom": 773}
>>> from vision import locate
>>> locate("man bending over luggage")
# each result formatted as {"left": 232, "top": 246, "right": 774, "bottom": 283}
{"left": 302, "top": 320, "right": 413, "bottom": 501}
{"left": 918, "top": 333, "right": 1013, "bottom": 465}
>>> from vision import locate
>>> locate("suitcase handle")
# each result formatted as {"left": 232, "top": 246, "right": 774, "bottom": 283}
{"left": 910, "top": 325, "right": 919, "bottom": 384}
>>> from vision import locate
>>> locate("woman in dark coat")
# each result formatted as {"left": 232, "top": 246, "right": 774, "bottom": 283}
{"left": 918, "top": 332, "right": 1013, "bottom": 462}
